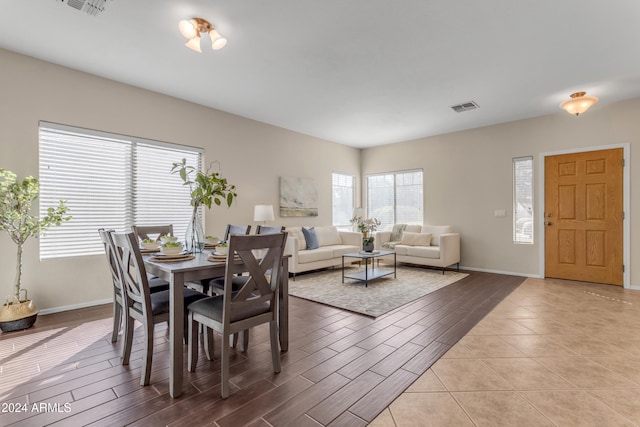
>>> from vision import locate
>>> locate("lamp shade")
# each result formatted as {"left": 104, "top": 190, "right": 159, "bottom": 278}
{"left": 209, "top": 29, "right": 227, "bottom": 50}
{"left": 560, "top": 92, "right": 598, "bottom": 116}
{"left": 254, "top": 204, "right": 275, "bottom": 222}
{"left": 185, "top": 35, "right": 202, "bottom": 52}
{"left": 179, "top": 19, "right": 198, "bottom": 39}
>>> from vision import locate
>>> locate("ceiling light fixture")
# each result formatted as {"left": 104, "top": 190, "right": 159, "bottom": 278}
{"left": 560, "top": 92, "right": 598, "bottom": 116}
{"left": 178, "top": 17, "right": 227, "bottom": 52}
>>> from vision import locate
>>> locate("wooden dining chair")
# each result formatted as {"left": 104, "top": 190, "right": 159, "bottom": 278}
{"left": 98, "top": 229, "right": 170, "bottom": 346}
{"left": 132, "top": 224, "right": 173, "bottom": 242}
{"left": 187, "top": 233, "right": 287, "bottom": 398}
{"left": 223, "top": 224, "right": 251, "bottom": 241}
{"left": 110, "top": 231, "right": 208, "bottom": 386}
{"left": 197, "top": 224, "right": 252, "bottom": 296}
{"left": 255, "top": 225, "right": 285, "bottom": 234}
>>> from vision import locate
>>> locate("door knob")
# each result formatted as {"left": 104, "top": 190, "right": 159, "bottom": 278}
{"left": 546, "top": 221, "right": 553, "bottom": 226}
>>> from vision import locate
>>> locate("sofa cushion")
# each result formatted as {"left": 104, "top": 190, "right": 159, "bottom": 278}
{"left": 406, "top": 245, "right": 440, "bottom": 259}
{"left": 314, "top": 226, "right": 342, "bottom": 246}
{"left": 421, "top": 225, "right": 453, "bottom": 246}
{"left": 331, "top": 244, "right": 360, "bottom": 257}
{"left": 302, "top": 227, "right": 320, "bottom": 249}
{"left": 400, "top": 232, "right": 432, "bottom": 246}
{"left": 298, "top": 247, "right": 334, "bottom": 263}
{"left": 393, "top": 245, "right": 410, "bottom": 256}
{"left": 285, "top": 226, "right": 306, "bottom": 251}
{"left": 404, "top": 224, "right": 422, "bottom": 233}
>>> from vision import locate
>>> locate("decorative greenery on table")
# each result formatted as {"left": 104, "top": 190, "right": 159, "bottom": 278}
{"left": 171, "top": 158, "right": 237, "bottom": 252}
{"left": 350, "top": 214, "right": 381, "bottom": 249}
{"left": 0, "top": 168, "right": 71, "bottom": 303}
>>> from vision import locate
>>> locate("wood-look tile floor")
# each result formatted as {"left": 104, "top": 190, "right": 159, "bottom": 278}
{"left": 1, "top": 270, "right": 531, "bottom": 426}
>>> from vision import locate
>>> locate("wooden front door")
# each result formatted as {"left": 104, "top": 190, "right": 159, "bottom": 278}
{"left": 544, "top": 148, "right": 624, "bottom": 285}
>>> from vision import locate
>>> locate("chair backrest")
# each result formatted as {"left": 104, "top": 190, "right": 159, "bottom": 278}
{"left": 111, "top": 232, "right": 153, "bottom": 316}
{"left": 223, "top": 224, "right": 251, "bottom": 241}
{"left": 98, "top": 228, "right": 124, "bottom": 299}
{"left": 256, "top": 225, "right": 285, "bottom": 235}
{"left": 222, "top": 233, "right": 287, "bottom": 325}
{"left": 132, "top": 225, "right": 173, "bottom": 242}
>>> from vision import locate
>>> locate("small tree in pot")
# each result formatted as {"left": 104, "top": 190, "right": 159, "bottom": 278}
{"left": 0, "top": 168, "right": 71, "bottom": 332}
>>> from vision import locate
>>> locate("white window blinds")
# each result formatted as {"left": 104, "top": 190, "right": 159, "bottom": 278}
{"left": 38, "top": 122, "right": 202, "bottom": 259}
{"left": 332, "top": 173, "right": 355, "bottom": 229}
{"left": 367, "top": 170, "right": 423, "bottom": 230}
{"left": 513, "top": 156, "right": 534, "bottom": 244}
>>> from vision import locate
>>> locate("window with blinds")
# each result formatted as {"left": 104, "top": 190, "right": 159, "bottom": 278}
{"left": 513, "top": 156, "right": 533, "bottom": 244}
{"left": 332, "top": 173, "right": 355, "bottom": 229}
{"left": 367, "top": 170, "right": 423, "bottom": 230}
{"left": 38, "top": 122, "right": 202, "bottom": 259}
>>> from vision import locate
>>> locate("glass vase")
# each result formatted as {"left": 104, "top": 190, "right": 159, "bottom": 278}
{"left": 185, "top": 208, "right": 205, "bottom": 253}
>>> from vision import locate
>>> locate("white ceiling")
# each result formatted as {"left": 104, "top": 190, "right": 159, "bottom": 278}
{"left": 2, "top": 1, "right": 640, "bottom": 148}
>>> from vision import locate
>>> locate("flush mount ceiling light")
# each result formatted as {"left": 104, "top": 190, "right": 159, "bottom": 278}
{"left": 178, "top": 17, "right": 227, "bottom": 52}
{"left": 560, "top": 92, "right": 599, "bottom": 116}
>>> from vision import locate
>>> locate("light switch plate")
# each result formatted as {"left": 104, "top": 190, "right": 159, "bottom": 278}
{"left": 494, "top": 209, "right": 506, "bottom": 217}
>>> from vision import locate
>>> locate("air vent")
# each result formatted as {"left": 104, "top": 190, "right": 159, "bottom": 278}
{"left": 58, "top": 0, "right": 112, "bottom": 16}
{"left": 450, "top": 101, "right": 480, "bottom": 113}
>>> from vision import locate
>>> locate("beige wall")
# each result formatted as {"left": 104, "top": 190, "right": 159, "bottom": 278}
{"left": 362, "top": 100, "right": 639, "bottom": 285}
{"left": 0, "top": 48, "right": 360, "bottom": 311}
{"left": 1, "top": 47, "right": 638, "bottom": 312}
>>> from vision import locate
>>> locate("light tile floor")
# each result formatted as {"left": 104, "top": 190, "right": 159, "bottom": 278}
{"left": 370, "top": 277, "right": 640, "bottom": 426}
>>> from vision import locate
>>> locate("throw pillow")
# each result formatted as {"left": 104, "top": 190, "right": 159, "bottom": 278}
{"left": 389, "top": 224, "right": 407, "bottom": 242}
{"left": 399, "top": 231, "right": 432, "bottom": 246}
{"left": 302, "top": 227, "right": 320, "bottom": 250}
{"left": 285, "top": 226, "right": 306, "bottom": 251}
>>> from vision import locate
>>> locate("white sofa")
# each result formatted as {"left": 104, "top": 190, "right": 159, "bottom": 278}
{"left": 375, "top": 224, "right": 460, "bottom": 273}
{"left": 284, "top": 226, "right": 361, "bottom": 277}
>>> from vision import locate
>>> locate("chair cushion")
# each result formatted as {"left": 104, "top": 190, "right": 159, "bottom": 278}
{"left": 134, "top": 288, "right": 208, "bottom": 316}
{"left": 302, "top": 227, "right": 320, "bottom": 249}
{"left": 188, "top": 295, "right": 270, "bottom": 323}
{"left": 148, "top": 277, "right": 170, "bottom": 292}
{"left": 209, "top": 276, "right": 250, "bottom": 292}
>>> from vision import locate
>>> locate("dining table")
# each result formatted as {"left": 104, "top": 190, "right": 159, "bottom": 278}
{"left": 143, "top": 251, "right": 289, "bottom": 398}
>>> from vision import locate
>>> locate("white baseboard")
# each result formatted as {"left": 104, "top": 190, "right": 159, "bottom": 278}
{"left": 459, "top": 265, "right": 542, "bottom": 279}
{"left": 39, "top": 298, "right": 112, "bottom": 316}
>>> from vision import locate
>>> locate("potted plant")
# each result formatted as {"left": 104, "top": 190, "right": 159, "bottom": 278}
{"left": 0, "top": 168, "right": 71, "bottom": 332}
{"left": 350, "top": 215, "right": 381, "bottom": 252}
{"left": 171, "top": 158, "right": 237, "bottom": 253}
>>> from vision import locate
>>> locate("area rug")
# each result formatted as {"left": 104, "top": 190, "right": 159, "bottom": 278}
{"left": 289, "top": 265, "right": 468, "bottom": 317}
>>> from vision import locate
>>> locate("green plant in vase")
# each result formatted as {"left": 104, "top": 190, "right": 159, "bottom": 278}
{"left": 0, "top": 168, "right": 71, "bottom": 331}
{"left": 350, "top": 215, "right": 381, "bottom": 252}
{"left": 171, "top": 158, "right": 237, "bottom": 253}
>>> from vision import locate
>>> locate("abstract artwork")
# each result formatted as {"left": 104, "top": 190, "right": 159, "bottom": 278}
{"left": 279, "top": 176, "right": 318, "bottom": 217}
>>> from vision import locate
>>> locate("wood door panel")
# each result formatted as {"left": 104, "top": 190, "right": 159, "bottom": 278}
{"left": 545, "top": 148, "right": 623, "bottom": 285}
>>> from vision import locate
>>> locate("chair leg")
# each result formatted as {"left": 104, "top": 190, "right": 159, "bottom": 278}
{"left": 122, "top": 314, "right": 134, "bottom": 365}
{"left": 270, "top": 320, "right": 281, "bottom": 373}
{"left": 187, "top": 313, "right": 198, "bottom": 372}
{"left": 111, "top": 301, "right": 121, "bottom": 343}
{"left": 204, "top": 326, "right": 214, "bottom": 361}
{"left": 221, "top": 333, "right": 230, "bottom": 399}
{"left": 241, "top": 329, "right": 249, "bottom": 352}
{"left": 141, "top": 320, "right": 154, "bottom": 386}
